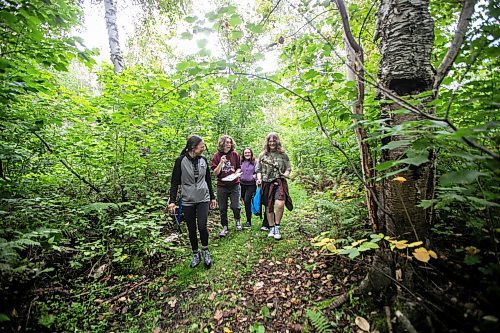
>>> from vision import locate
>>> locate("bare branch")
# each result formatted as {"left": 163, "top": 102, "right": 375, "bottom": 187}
{"left": 259, "top": 0, "right": 283, "bottom": 26}
{"left": 334, "top": 0, "right": 362, "bottom": 54}
{"left": 433, "top": 0, "right": 478, "bottom": 94}
{"left": 32, "top": 131, "right": 106, "bottom": 198}
{"left": 358, "top": 0, "right": 379, "bottom": 47}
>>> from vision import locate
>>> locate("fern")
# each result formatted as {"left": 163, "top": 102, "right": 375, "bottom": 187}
{"left": 306, "top": 309, "right": 333, "bottom": 333}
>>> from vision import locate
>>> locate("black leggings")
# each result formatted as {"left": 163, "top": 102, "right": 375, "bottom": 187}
{"left": 241, "top": 184, "right": 256, "bottom": 223}
{"left": 183, "top": 201, "right": 209, "bottom": 252}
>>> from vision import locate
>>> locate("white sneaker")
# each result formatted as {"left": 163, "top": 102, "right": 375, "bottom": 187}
{"left": 236, "top": 221, "right": 242, "bottom": 231}
{"left": 267, "top": 226, "right": 275, "bottom": 238}
{"left": 219, "top": 226, "right": 228, "bottom": 237}
{"left": 273, "top": 225, "right": 282, "bottom": 240}
{"left": 260, "top": 226, "right": 269, "bottom": 231}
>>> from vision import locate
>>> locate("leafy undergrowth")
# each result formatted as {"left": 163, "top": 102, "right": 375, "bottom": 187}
{"left": 4, "top": 182, "right": 376, "bottom": 332}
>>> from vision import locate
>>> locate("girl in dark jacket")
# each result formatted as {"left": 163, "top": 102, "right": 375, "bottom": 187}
{"left": 168, "top": 135, "right": 217, "bottom": 268}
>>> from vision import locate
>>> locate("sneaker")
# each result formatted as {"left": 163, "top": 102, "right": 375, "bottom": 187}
{"left": 219, "top": 226, "right": 228, "bottom": 237}
{"left": 190, "top": 251, "right": 200, "bottom": 268}
{"left": 236, "top": 221, "right": 242, "bottom": 231}
{"left": 202, "top": 249, "right": 212, "bottom": 268}
{"left": 244, "top": 221, "right": 251, "bottom": 229}
{"left": 267, "top": 226, "right": 275, "bottom": 238}
{"left": 273, "top": 225, "right": 282, "bottom": 240}
{"left": 260, "top": 226, "right": 269, "bottom": 231}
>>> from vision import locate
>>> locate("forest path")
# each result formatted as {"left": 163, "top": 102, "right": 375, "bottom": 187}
{"left": 155, "top": 183, "right": 363, "bottom": 332}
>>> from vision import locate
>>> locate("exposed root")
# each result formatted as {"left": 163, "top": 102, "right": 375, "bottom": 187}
{"left": 396, "top": 310, "right": 419, "bottom": 333}
{"left": 331, "top": 253, "right": 392, "bottom": 309}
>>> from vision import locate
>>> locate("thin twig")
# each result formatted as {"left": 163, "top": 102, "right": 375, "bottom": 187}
{"left": 102, "top": 279, "right": 150, "bottom": 304}
{"left": 259, "top": 0, "right": 283, "bottom": 26}
{"left": 358, "top": 0, "right": 379, "bottom": 47}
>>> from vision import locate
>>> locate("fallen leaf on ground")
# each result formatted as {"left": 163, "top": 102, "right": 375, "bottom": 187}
{"left": 355, "top": 316, "right": 370, "bottom": 331}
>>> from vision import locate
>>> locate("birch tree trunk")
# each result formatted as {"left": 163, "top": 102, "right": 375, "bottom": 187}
{"left": 338, "top": 0, "right": 378, "bottom": 229}
{"left": 376, "top": 0, "right": 435, "bottom": 241}
{"left": 104, "top": 0, "right": 125, "bottom": 73}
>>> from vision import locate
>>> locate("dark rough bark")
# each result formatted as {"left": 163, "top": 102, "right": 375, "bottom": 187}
{"left": 376, "top": 0, "right": 435, "bottom": 241}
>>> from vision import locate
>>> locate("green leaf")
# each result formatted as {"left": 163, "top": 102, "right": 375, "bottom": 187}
{"left": 348, "top": 248, "right": 360, "bottom": 259}
{"left": 464, "top": 254, "right": 481, "bottom": 265}
{"left": 358, "top": 242, "right": 379, "bottom": 251}
{"left": 375, "top": 160, "right": 398, "bottom": 171}
{"left": 246, "top": 23, "right": 265, "bottom": 33}
{"left": 399, "top": 154, "right": 429, "bottom": 166}
{"left": 197, "top": 39, "right": 208, "bottom": 48}
{"left": 439, "top": 170, "right": 488, "bottom": 186}
{"left": 467, "top": 196, "right": 500, "bottom": 208}
{"left": 180, "top": 31, "right": 193, "bottom": 40}
{"left": 229, "top": 14, "right": 243, "bottom": 26}
{"left": 230, "top": 30, "right": 244, "bottom": 39}
{"left": 184, "top": 16, "right": 197, "bottom": 23}
{"left": 418, "top": 200, "right": 435, "bottom": 209}
{"left": 380, "top": 140, "right": 411, "bottom": 151}
{"left": 302, "top": 69, "right": 319, "bottom": 80}
{"left": 0, "top": 313, "right": 10, "bottom": 322}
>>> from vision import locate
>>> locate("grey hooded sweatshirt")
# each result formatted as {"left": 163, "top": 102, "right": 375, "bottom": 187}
{"left": 169, "top": 154, "right": 215, "bottom": 206}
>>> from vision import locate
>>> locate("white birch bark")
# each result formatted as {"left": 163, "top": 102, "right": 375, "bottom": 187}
{"left": 104, "top": 0, "right": 125, "bottom": 73}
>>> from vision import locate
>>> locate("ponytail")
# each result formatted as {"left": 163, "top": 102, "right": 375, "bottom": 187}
{"left": 180, "top": 134, "right": 203, "bottom": 156}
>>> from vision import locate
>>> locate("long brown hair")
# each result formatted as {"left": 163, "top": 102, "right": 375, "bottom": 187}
{"left": 263, "top": 132, "right": 284, "bottom": 154}
{"left": 217, "top": 135, "right": 235, "bottom": 153}
{"left": 240, "top": 147, "right": 255, "bottom": 163}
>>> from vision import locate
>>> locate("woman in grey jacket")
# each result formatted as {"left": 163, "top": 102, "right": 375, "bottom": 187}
{"left": 168, "top": 135, "right": 217, "bottom": 268}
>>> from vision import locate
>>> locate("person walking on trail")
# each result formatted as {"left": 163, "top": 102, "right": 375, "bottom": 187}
{"left": 168, "top": 135, "right": 217, "bottom": 269}
{"left": 211, "top": 135, "right": 242, "bottom": 237}
{"left": 256, "top": 132, "right": 293, "bottom": 240}
{"left": 240, "top": 147, "right": 257, "bottom": 229}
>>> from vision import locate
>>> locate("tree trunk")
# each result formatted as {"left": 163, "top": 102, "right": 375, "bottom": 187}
{"left": 104, "top": 0, "right": 125, "bottom": 73}
{"left": 376, "top": 0, "right": 435, "bottom": 241}
{"left": 340, "top": 2, "right": 378, "bottom": 230}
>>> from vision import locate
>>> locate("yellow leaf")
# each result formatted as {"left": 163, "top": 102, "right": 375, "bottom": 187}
{"left": 355, "top": 316, "right": 370, "bottom": 331}
{"left": 326, "top": 243, "right": 337, "bottom": 252}
{"left": 413, "top": 248, "right": 430, "bottom": 262}
{"left": 393, "top": 176, "right": 407, "bottom": 183}
{"left": 395, "top": 242, "right": 409, "bottom": 249}
{"left": 224, "top": 328, "right": 233, "bottom": 333}
{"left": 465, "top": 246, "right": 480, "bottom": 255}
{"left": 428, "top": 250, "right": 438, "bottom": 259}
{"left": 408, "top": 241, "right": 423, "bottom": 247}
{"left": 351, "top": 239, "right": 368, "bottom": 247}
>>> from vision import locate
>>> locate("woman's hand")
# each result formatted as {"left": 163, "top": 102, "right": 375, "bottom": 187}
{"left": 256, "top": 179, "right": 262, "bottom": 186}
{"left": 167, "top": 203, "right": 176, "bottom": 214}
{"left": 210, "top": 199, "right": 217, "bottom": 209}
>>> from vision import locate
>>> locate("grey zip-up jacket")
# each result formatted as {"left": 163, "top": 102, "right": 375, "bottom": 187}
{"left": 169, "top": 154, "right": 215, "bottom": 206}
